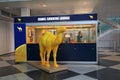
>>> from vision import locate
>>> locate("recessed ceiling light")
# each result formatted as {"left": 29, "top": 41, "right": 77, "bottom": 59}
{"left": 42, "top": 4, "right": 47, "bottom": 7}
{"left": 83, "top": 2, "right": 88, "bottom": 5}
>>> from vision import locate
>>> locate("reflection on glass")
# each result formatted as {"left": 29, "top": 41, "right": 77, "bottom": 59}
{"left": 26, "top": 24, "right": 96, "bottom": 44}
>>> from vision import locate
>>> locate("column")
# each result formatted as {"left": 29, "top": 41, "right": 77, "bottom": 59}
{"left": 21, "top": 7, "right": 30, "bottom": 16}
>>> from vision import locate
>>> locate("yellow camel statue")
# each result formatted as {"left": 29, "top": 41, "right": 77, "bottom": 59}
{"left": 39, "top": 27, "right": 66, "bottom": 67}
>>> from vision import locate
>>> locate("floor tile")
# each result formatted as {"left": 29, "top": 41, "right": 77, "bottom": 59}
{"left": 116, "top": 54, "right": 120, "bottom": 56}
{"left": 98, "top": 48, "right": 113, "bottom": 52}
{"left": 7, "top": 60, "right": 17, "bottom": 65}
{"left": 98, "top": 59, "right": 120, "bottom": 67}
{"left": 0, "top": 51, "right": 120, "bottom": 80}
{"left": 0, "top": 73, "right": 33, "bottom": 80}
{"left": 0, "top": 53, "right": 14, "bottom": 57}
{"left": 99, "top": 51, "right": 120, "bottom": 56}
{"left": 98, "top": 54, "right": 110, "bottom": 58}
{"left": 110, "top": 64, "right": 120, "bottom": 70}
{"left": 1, "top": 56, "right": 14, "bottom": 61}
{"left": 67, "top": 65, "right": 105, "bottom": 74}
{"left": 25, "top": 70, "right": 80, "bottom": 80}
{"left": 63, "top": 75, "right": 98, "bottom": 80}
{"left": 7, "top": 60, "right": 23, "bottom": 65}
{"left": 0, "top": 66, "right": 21, "bottom": 77}
{"left": 101, "top": 56, "right": 120, "bottom": 62}
{"left": 0, "top": 58, "right": 3, "bottom": 61}
{"left": 85, "top": 68, "right": 120, "bottom": 80}
{"left": 0, "top": 61, "right": 11, "bottom": 67}
{"left": 13, "top": 63, "right": 38, "bottom": 72}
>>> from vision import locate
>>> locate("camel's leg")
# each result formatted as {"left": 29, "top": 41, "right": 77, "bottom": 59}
{"left": 40, "top": 44, "right": 45, "bottom": 65}
{"left": 43, "top": 49, "right": 46, "bottom": 65}
{"left": 53, "top": 46, "right": 59, "bottom": 67}
{"left": 46, "top": 49, "right": 51, "bottom": 67}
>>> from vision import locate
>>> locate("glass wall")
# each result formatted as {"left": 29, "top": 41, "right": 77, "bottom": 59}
{"left": 26, "top": 24, "right": 96, "bottom": 44}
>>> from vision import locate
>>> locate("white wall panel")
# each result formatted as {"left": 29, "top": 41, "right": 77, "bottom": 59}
{"left": 0, "top": 20, "right": 14, "bottom": 55}
{"left": 98, "top": 29, "right": 120, "bottom": 51}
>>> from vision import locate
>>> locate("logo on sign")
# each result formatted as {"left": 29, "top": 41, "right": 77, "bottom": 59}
{"left": 17, "top": 18, "right": 21, "bottom": 22}
{"left": 17, "top": 27, "right": 22, "bottom": 32}
{"left": 89, "top": 15, "right": 94, "bottom": 19}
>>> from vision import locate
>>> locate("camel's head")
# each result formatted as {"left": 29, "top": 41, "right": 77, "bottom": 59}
{"left": 56, "top": 27, "right": 66, "bottom": 33}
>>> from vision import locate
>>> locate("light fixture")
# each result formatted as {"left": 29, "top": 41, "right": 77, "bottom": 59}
{"left": 83, "top": 1, "right": 88, "bottom": 5}
{"left": 42, "top": 4, "right": 47, "bottom": 7}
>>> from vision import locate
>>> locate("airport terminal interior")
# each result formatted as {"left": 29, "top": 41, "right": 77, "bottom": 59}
{"left": 0, "top": 0, "right": 120, "bottom": 80}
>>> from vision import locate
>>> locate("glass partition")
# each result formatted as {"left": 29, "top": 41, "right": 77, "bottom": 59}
{"left": 26, "top": 24, "right": 96, "bottom": 44}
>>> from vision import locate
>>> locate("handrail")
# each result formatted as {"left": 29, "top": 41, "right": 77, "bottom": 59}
{"left": 107, "top": 18, "right": 120, "bottom": 25}
{"left": 97, "top": 19, "right": 119, "bottom": 37}
{"left": 99, "top": 19, "right": 118, "bottom": 28}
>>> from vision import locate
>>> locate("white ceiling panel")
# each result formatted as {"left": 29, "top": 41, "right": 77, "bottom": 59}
{"left": 0, "top": 0, "right": 119, "bottom": 18}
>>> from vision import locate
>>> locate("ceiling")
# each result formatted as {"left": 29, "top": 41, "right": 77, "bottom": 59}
{"left": 0, "top": 0, "right": 120, "bottom": 19}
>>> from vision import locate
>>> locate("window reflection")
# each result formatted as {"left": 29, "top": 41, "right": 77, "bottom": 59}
{"left": 26, "top": 24, "right": 96, "bottom": 44}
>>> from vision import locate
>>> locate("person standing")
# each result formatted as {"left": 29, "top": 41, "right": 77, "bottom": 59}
{"left": 77, "top": 31, "right": 82, "bottom": 42}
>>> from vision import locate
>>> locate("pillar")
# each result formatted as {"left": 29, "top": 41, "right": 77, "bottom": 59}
{"left": 21, "top": 7, "right": 30, "bottom": 16}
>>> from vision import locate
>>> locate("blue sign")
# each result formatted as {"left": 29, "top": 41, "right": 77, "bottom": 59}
{"left": 14, "top": 13, "right": 97, "bottom": 23}
{"left": 14, "top": 24, "right": 26, "bottom": 49}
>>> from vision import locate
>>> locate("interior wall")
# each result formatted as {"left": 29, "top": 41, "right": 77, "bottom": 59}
{"left": 0, "top": 20, "right": 14, "bottom": 55}
{"left": 98, "top": 29, "right": 120, "bottom": 51}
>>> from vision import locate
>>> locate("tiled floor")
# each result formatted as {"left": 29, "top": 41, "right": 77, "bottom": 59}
{"left": 0, "top": 51, "right": 120, "bottom": 80}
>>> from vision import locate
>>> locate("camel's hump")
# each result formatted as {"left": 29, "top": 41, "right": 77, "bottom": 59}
{"left": 43, "top": 31, "right": 56, "bottom": 39}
